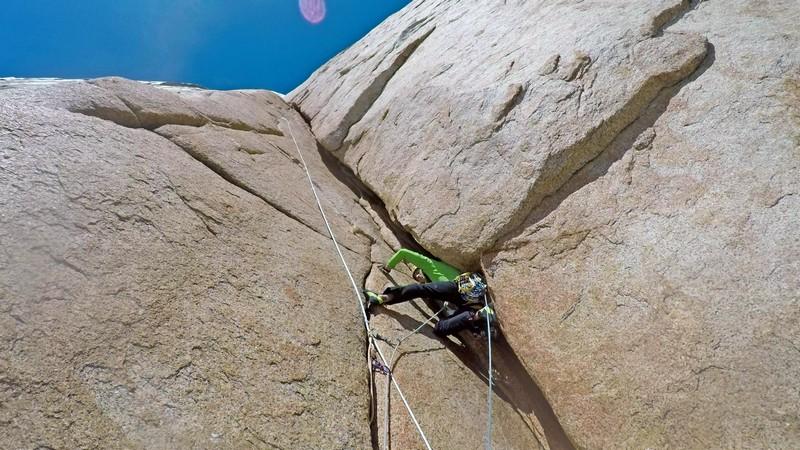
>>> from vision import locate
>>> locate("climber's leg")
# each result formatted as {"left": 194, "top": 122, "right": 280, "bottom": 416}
{"left": 433, "top": 307, "right": 477, "bottom": 336}
{"left": 381, "top": 281, "right": 460, "bottom": 305}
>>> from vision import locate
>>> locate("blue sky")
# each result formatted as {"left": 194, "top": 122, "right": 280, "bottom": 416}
{"left": 1, "top": 0, "right": 409, "bottom": 93}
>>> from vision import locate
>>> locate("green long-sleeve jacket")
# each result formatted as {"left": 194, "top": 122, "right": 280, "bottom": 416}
{"left": 385, "top": 249, "right": 462, "bottom": 282}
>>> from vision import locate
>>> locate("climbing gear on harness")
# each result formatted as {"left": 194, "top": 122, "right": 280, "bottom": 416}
{"left": 372, "top": 358, "right": 391, "bottom": 375}
{"left": 471, "top": 305, "right": 498, "bottom": 341}
{"left": 363, "top": 289, "right": 384, "bottom": 306}
{"left": 457, "top": 272, "right": 487, "bottom": 300}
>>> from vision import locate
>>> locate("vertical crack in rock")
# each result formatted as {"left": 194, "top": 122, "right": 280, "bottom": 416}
{"left": 321, "top": 26, "right": 436, "bottom": 152}
{"left": 488, "top": 334, "right": 576, "bottom": 450}
{"left": 314, "top": 137, "right": 431, "bottom": 255}
{"left": 64, "top": 106, "right": 363, "bottom": 255}
{"left": 291, "top": 105, "right": 427, "bottom": 448}
{"left": 492, "top": 35, "right": 709, "bottom": 251}
{"left": 293, "top": 103, "right": 576, "bottom": 449}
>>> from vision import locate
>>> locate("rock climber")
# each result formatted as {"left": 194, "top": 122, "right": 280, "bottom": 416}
{"left": 364, "top": 248, "right": 496, "bottom": 337}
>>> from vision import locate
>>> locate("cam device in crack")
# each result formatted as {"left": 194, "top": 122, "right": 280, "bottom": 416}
{"left": 364, "top": 248, "right": 497, "bottom": 338}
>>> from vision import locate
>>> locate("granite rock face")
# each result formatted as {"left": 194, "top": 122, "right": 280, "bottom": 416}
{"left": 293, "top": 0, "right": 800, "bottom": 448}
{"left": 0, "top": 78, "right": 547, "bottom": 448}
{"left": 3, "top": 0, "right": 798, "bottom": 447}
{"left": 486, "top": 2, "right": 800, "bottom": 447}
{"left": 291, "top": 0, "right": 708, "bottom": 268}
{"left": 0, "top": 78, "right": 377, "bottom": 449}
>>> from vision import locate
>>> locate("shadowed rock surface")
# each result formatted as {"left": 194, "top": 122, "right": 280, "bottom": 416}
{"left": 485, "top": 2, "right": 800, "bottom": 447}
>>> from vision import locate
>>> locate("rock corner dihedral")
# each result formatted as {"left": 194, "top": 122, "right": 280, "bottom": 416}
{"left": 291, "top": 0, "right": 800, "bottom": 448}
{"left": 2, "top": 0, "right": 799, "bottom": 449}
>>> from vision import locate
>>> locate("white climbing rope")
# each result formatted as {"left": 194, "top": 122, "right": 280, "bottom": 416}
{"left": 484, "top": 293, "right": 494, "bottom": 450}
{"left": 282, "top": 118, "right": 434, "bottom": 450}
{"left": 376, "top": 276, "right": 447, "bottom": 450}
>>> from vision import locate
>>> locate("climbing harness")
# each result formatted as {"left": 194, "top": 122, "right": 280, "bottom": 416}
{"left": 477, "top": 305, "right": 496, "bottom": 322}
{"left": 282, "top": 118, "right": 433, "bottom": 450}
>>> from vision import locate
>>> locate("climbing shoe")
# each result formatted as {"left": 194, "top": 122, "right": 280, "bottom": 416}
{"left": 363, "top": 289, "right": 384, "bottom": 308}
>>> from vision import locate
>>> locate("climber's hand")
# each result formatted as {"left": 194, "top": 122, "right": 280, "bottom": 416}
{"left": 476, "top": 306, "right": 496, "bottom": 322}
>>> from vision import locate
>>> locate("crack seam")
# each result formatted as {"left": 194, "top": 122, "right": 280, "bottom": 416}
{"left": 490, "top": 37, "right": 710, "bottom": 252}
{"left": 167, "top": 138, "right": 363, "bottom": 254}
{"left": 65, "top": 107, "right": 363, "bottom": 255}
{"left": 327, "top": 26, "right": 436, "bottom": 151}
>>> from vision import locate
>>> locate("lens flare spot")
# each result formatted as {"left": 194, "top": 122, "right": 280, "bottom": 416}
{"left": 299, "top": 0, "right": 326, "bottom": 24}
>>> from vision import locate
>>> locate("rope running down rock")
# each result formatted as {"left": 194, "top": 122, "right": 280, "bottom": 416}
{"left": 484, "top": 292, "right": 494, "bottom": 450}
{"left": 378, "top": 269, "right": 447, "bottom": 450}
{"left": 281, "top": 118, "right": 433, "bottom": 450}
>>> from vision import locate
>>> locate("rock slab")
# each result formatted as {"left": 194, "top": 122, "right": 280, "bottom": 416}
{"left": 0, "top": 77, "right": 549, "bottom": 449}
{"left": 0, "top": 78, "right": 376, "bottom": 449}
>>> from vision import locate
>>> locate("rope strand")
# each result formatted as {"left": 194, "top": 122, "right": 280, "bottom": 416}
{"left": 484, "top": 293, "right": 494, "bottom": 450}
{"left": 282, "top": 118, "right": 433, "bottom": 450}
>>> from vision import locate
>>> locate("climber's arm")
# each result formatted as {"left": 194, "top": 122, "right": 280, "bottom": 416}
{"left": 384, "top": 248, "right": 463, "bottom": 282}
{"left": 384, "top": 249, "right": 438, "bottom": 275}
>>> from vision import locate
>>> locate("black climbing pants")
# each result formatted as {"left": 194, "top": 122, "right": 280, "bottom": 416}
{"left": 382, "top": 281, "right": 462, "bottom": 305}
{"left": 434, "top": 307, "right": 479, "bottom": 337}
{"left": 382, "top": 281, "right": 477, "bottom": 336}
